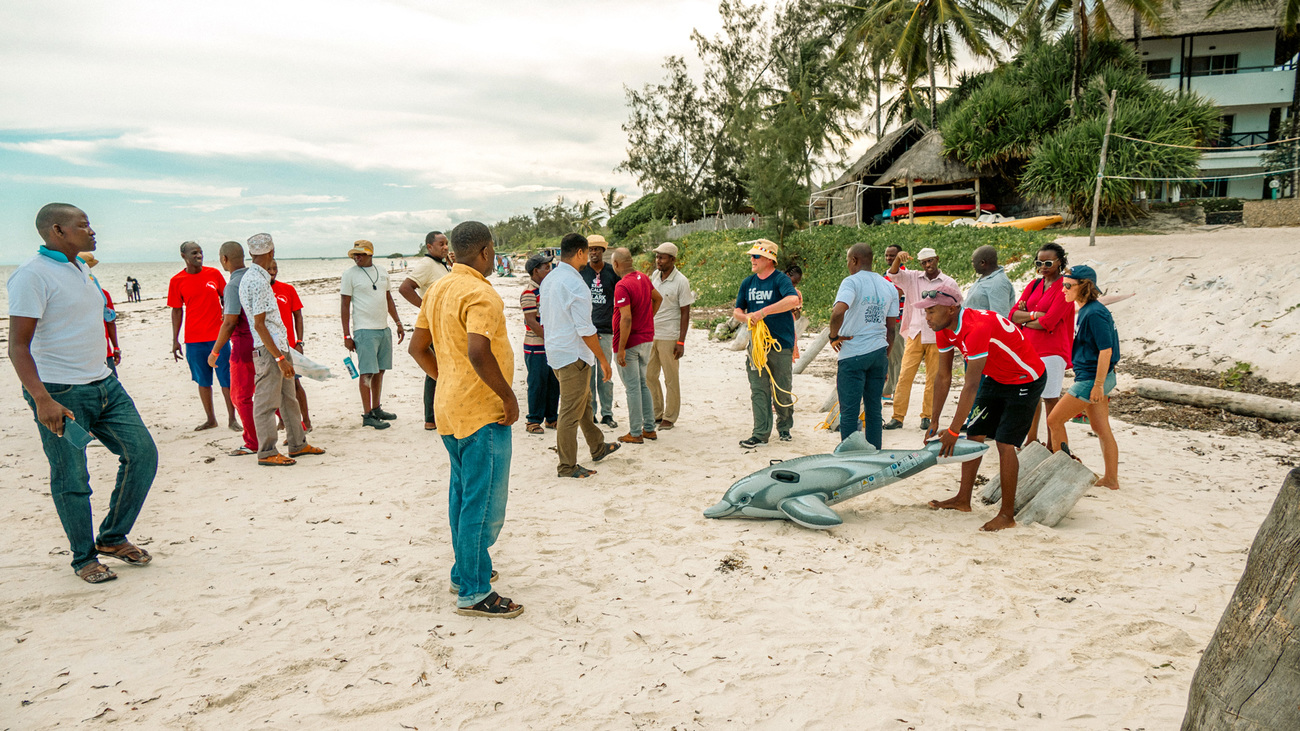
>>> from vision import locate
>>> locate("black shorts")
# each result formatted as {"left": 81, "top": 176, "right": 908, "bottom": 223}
{"left": 965, "top": 374, "right": 1047, "bottom": 445}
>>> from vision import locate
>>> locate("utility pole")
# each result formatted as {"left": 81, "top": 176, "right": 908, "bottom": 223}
{"left": 1089, "top": 89, "right": 1118, "bottom": 247}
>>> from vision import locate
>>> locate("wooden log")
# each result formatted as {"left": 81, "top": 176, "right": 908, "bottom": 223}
{"left": 1133, "top": 378, "right": 1300, "bottom": 422}
{"left": 713, "top": 316, "right": 741, "bottom": 341}
{"left": 819, "top": 389, "right": 839, "bottom": 413}
{"left": 980, "top": 442, "right": 1052, "bottom": 505}
{"left": 794, "top": 330, "right": 831, "bottom": 374}
{"left": 1181, "top": 468, "right": 1300, "bottom": 730}
{"left": 1015, "top": 454, "right": 1099, "bottom": 527}
{"left": 729, "top": 325, "right": 751, "bottom": 351}
{"left": 1001, "top": 450, "right": 1094, "bottom": 513}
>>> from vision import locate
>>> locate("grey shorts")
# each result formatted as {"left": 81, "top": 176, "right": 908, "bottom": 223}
{"left": 353, "top": 328, "right": 392, "bottom": 374}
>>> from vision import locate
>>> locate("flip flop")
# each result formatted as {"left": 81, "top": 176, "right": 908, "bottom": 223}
{"left": 229, "top": 446, "right": 256, "bottom": 457}
{"left": 76, "top": 562, "right": 117, "bottom": 584}
{"left": 95, "top": 541, "right": 152, "bottom": 566}
{"left": 455, "top": 592, "right": 524, "bottom": 618}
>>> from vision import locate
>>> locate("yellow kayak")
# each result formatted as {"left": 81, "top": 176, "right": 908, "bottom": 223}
{"left": 894, "top": 215, "right": 968, "bottom": 226}
{"left": 978, "top": 215, "right": 1063, "bottom": 231}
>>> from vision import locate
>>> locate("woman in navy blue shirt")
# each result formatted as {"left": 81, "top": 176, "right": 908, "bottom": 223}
{"left": 1046, "top": 265, "right": 1121, "bottom": 490}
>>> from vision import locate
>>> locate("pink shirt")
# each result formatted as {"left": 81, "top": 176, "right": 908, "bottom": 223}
{"left": 1013, "top": 276, "right": 1074, "bottom": 365}
{"left": 892, "top": 268, "right": 958, "bottom": 344}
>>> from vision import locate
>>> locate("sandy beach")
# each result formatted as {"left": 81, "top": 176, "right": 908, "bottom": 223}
{"left": 2, "top": 231, "right": 1298, "bottom": 729}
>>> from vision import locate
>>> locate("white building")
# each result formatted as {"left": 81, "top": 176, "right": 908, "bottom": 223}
{"left": 1118, "top": 1, "right": 1295, "bottom": 199}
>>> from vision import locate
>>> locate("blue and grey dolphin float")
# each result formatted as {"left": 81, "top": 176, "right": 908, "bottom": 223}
{"left": 703, "top": 432, "right": 988, "bottom": 529}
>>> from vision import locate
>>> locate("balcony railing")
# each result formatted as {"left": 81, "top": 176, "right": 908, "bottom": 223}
{"left": 1207, "top": 131, "right": 1275, "bottom": 149}
{"left": 1145, "top": 59, "right": 1297, "bottom": 80}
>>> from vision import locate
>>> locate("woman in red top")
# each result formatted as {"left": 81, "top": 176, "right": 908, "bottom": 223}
{"left": 1010, "top": 242, "right": 1074, "bottom": 444}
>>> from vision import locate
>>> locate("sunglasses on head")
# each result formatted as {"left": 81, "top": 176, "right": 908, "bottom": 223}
{"left": 921, "top": 289, "right": 956, "bottom": 302}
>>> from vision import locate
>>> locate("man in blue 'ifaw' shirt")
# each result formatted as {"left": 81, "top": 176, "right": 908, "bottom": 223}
{"left": 732, "top": 239, "right": 801, "bottom": 448}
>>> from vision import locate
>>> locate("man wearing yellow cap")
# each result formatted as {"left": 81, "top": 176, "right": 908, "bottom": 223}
{"left": 341, "top": 240, "right": 406, "bottom": 429}
{"left": 732, "top": 240, "right": 801, "bottom": 448}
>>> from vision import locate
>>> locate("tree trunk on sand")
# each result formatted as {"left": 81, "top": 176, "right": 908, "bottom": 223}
{"left": 1181, "top": 468, "right": 1300, "bottom": 730}
{"left": 794, "top": 329, "right": 830, "bottom": 374}
{"left": 1007, "top": 450, "right": 1096, "bottom": 513}
{"left": 1015, "top": 453, "right": 1100, "bottom": 527}
{"left": 981, "top": 441, "right": 1051, "bottom": 505}
{"left": 1132, "top": 378, "right": 1300, "bottom": 422}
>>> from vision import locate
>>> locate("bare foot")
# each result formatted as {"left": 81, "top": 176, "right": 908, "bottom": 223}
{"left": 928, "top": 496, "right": 972, "bottom": 512}
{"left": 229, "top": 420, "right": 241, "bottom": 432}
{"left": 980, "top": 514, "right": 1016, "bottom": 532}
{"left": 1094, "top": 477, "right": 1120, "bottom": 491}
{"left": 194, "top": 421, "right": 217, "bottom": 432}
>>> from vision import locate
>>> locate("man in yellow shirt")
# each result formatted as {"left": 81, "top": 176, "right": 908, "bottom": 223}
{"left": 407, "top": 221, "right": 523, "bottom": 619}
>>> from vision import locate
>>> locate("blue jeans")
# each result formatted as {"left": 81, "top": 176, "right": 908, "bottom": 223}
{"left": 23, "top": 377, "right": 158, "bottom": 571}
{"left": 837, "top": 347, "right": 890, "bottom": 447}
{"left": 588, "top": 333, "right": 614, "bottom": 419}
{"left": 524, "top": 351, "right": 560, "bottom": 424}
{"left": 441, "top": 422, "right": 512, "bottom": 607}
{"left": 617, "top": 342, "right": 655, "bottom": 436}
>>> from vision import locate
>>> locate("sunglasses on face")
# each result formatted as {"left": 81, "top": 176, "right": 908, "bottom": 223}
{"left": 1062, "top": 282, "right": 1074, "bottom": 290}
{"left": 1034, "top": 259, "right": 1058, "bottom": 267}
{"left": 750, "top": 254, "right": 763, "bottom": 260}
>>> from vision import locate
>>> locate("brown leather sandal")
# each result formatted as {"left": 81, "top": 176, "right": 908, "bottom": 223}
{"left": 96, "top": 541, "right": 152, "bottom": 565}
{"left": 258, "top": 454, "right": 297, "bottom": 467}
{"left": 76, "top": 562, "right": 118, "bottom": 584}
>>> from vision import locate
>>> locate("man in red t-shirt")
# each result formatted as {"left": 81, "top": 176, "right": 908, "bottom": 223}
{"left": 268, "top": 261, "right": 312, "bottom": 432}
{"left": 918, "top": 281, "right": 1047, "bottom": 532}
{"left": 168, "top": 242, "right": 237, "bottom": 432}
{"left": 611, "top": 247, "right": 662, "bottom": 443}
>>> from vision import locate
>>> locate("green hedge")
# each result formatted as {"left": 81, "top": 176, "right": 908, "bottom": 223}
{"left": 669, "top": 225, "right": 1056, "bottom": 323}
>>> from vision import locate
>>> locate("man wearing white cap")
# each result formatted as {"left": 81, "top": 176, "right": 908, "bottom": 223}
{"left": 732, "top": 239, "right": 801, "bottom": 448}
{"left": 647, "top": 242, "right": 694, "bottom": 429}
{"left": 885, "top": 246, "right": 957, "bottom": 432}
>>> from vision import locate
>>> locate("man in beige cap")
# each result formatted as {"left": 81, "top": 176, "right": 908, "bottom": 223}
{"left": 732, "top": 239, "right": 800, "bottom": 448}
{"left": 647, "top": 242, "right": 694, "bottom": 429}
{"left": 885, "top": 246, "right": 958, "bottom": 432}
{"left": 341, "top": 240, "right": 406, "bottom": 429}
{"left": 579, "top": 233, "right": 618, "bottom": 429}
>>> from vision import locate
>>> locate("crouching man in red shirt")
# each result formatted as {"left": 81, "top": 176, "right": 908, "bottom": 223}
{"left": 918, "top": 282, "right": 1047, "bottom": 532}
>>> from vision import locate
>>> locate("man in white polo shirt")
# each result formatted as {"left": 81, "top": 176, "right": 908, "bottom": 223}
{"left": 7, "top": 203, "right": 159, "bottom": 585}
{"left": 647, "top": 242, "right": 694, "bottom": 430}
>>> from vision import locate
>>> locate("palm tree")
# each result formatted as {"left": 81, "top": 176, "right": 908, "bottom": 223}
{"left": 573, "top": 201, "right": 606, "bottom": 234}
{"left": 600, "top": 188, "right": 626, "bottom": 220}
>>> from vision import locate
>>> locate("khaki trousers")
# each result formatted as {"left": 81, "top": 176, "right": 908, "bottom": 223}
{"left": 645, "top": 339, "right": 681, "bottom": 424}
{"left": 253, "top": 348, "right": 305, "bottom": 458}
{"left": 554, "top": 361, "right": 605, "bottom": 476}
{"left": 891, "top": 334, "right": 940, "bottom": 422}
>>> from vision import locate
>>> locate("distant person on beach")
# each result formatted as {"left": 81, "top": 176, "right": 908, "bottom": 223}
{"left": 881, "top": 245, "right": 906, "bottom": 406}
{"left": 648, "top": 242, "right": 694, "bottom": 430}
{"left": 540, "top": 233, "right": 621, "bottom": 478}
{"left": 398, "top": 231, "right": 451, "bottom": 431}
{"left": 886, "top": 247, "right": 957, "bottom": 432}
{"left": 580, "top": 234, "right": 618, "bottom": 429}
{"left": 341, "top": 240, "right": 405, "bottom": 429}
{"left": 964, "top": 245, "right": 1016, "bottom": 317}
{"left": 407, "top": 221, "right": 524, "bottom": 618}
{"left": 521, "top": 253, "right": 559, "bottom": 434}
{"left": 168, "top": 241, "right": 238, "bottom": 432}
{"left": 918, "top": 281, "right": 1046, "bottom": 532}
{"left": 733, "top": 239, "right": 800, "bottom": 448}
{"left": 8, "top": 203, "right": 158, "bottom": 583}
{"left": 268, "top": 261, "right": 311, "bottom": 433}
{"left": 611, "top": 247, "right": 662, "bottom": 444}
{"left": 828, "top": 243, "right": 898, "bottom": 448}
{"left": 125, "top": 278, "right": 133, "bottom": 302}
{"left": 1047, "top": 265, "right": 1122, "bottom": 490}
{"left": 132, "top": 278, "right": 140, "bottom": 301}
{"left": 239, "top": 233, "right": 324, "bottom": 466}
{"left": 209, "top": 241, "right": 258, "bottom": 456}
{"left": 77, "top": 252, "right": 121, "bottom": 376}
{"left": 1011, "top": 242, "right": 1074, "bottom": 445}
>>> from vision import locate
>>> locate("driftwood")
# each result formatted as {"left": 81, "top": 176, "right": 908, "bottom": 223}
{"left": 819, "top": 389, "right": 839, "bottom": 413}
{"left": 980, "top": 442, "right": 1052, "bottom": 505}
{"left": 794, "top": 330, "right": 831, "bottom": 374}
{"left": 729, "top": 326, "right": 751, "bottom": 351}
{"left": 1002, "top": 450, "right": 1095, "bottom": 513}
{"left": 713, "top": 317, "right": 740, "bottom": 341}
{"left": 1133, "top": 378, "right": 1300, "bottom": 422}
{"left": 1181, "top": 467, "right": 1300, "bottom": 730}
{"left": 1015, "top": 454, "right": 1098, "bottom": 527}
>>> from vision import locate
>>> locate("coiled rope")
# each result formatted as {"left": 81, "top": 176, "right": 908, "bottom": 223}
{"left": 748, "top": 318, "right": 797, "bottom": 408}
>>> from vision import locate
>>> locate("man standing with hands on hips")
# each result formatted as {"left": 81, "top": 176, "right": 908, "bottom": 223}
{"left": 341, "top": 240, "right": 405, "bottom": 429}
{"left": 647, "top": 242, "right": 694, "bottom": 431}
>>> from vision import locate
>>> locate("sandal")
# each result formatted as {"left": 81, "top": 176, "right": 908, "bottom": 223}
{"left": 76, "top": 562, "right": 118, "bottom": 584}
{"left": 592, "top": 442, "right": 621, "bottom": 462}
{"left": 526, "top": 423, "right": 544, "bottom": 434}
{"left": 448, "top": 570, "right": 500, "bottom": 594}
{"left": 564, "top": 466, "right": 596, "bottom": 479}
{"left": 96, "top": 541, "right": 152, "bottom": 565}
{"left": 544, "top": 421, "right": 557, "bottom": 430}
{"left": 289, "top": 444, "right": 325, "bottom": 457}
{"left": 229, "top": 446, "right": 256, "bottom": 456}
{"left": 258, "top": 454, "right": 297, "bottom": 467}
{"left": 455, "top": 591, "right": 524, "bottom": 618}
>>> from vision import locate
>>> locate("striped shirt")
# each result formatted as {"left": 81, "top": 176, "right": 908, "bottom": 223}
{"left": 520, "top": 284, "right": 544, "bottom": 354}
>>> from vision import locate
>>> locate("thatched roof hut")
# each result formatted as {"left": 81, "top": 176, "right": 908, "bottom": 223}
{"left": 825, "top": 119, "right": 927, "bottom": 190}
{"left": 810, "top": 119, "right": 927, "bottom": 226}
{"left": 873, "top": 130, "right": 979, "bottom": 187}
{"left": 1110, "top": 0, "right": 1276, "bottom": 40}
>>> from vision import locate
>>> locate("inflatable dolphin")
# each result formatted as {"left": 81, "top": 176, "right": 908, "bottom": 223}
{"left": 703, "top": 432, "right": 988, "bottom": 529}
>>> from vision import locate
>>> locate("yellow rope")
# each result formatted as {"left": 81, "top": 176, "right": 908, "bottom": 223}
{"left": 748, "top": 318, "right": 798, "bottom": 409}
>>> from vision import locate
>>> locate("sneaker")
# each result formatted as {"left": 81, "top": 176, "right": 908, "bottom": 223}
{"left": 600, "top": 415, "right": 618, "bottom": 429}
{"left": 883, "top": 419, "right": 903, "bottom": 430}
{"left": 362, "top": 414, "right": 391, "bottom": 430}
{"left": 919, "top": 418, "right": 931, "bottom": 431}
{"left": 739, "top": 436, "right": 767, "bottom": 448}
{"left": 778, "top": 431, "right": 792, "bottom": 442}
{"left": 372, "top": 407, "right": 397, "bottom": 421}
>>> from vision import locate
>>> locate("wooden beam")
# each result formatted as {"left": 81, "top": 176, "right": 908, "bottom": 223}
{"left": 1133, "top": 378, "right": 1300, "bottom": 422}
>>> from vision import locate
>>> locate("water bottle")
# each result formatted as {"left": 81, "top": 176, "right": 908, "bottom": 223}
{"left": 343, "top": 356, "right": 359, "bottom": 379}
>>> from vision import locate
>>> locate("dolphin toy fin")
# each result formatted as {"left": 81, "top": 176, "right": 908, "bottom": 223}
{"left": 778, "top": 494, "right": 842, "bottom": 529}
{"left": 832, "top": 431, "right": 878, "bottom": 455}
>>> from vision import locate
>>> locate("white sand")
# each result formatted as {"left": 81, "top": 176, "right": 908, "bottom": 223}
{"left": 1, "top": 237, "right": 1297, "bottom": 729}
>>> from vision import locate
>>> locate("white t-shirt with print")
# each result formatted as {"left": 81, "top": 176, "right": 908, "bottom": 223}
{"left": 341, "top": 265, "right": 391, "bottom": 331}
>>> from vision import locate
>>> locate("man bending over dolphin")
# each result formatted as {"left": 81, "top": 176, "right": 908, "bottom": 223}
{"left": 918, "top": 281, "right": 1047, "bottom": 531}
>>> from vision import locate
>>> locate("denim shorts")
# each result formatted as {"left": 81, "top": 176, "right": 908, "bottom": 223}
{"left": 186, "top": 340, "right": 230, "bottom": 388}
{"left": 1068, "top": 371, "right": 1117, "bottom": 400}
{"left": 352, "top": 328, "right": 392, "bottom": 374}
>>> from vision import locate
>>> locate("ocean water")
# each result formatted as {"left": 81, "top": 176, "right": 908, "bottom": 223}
{"left": 0, "top": 256, "right": 416, "bottom": 311}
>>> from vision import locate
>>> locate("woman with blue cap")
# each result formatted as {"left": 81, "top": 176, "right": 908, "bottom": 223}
{"left": 1046, "top": 264, "right": 1121, "bottom": 490}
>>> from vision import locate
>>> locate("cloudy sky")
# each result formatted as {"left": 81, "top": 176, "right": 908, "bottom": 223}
{"left": 0, "top": 0, "right": 728, "bottom": 262}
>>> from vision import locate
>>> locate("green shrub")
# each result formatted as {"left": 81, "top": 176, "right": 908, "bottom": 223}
{"left": 1200, "top": 197, "right": 1243, "bottom": 212}
{"left": 609, "top": 193, "right": 660, "bottom": 241}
